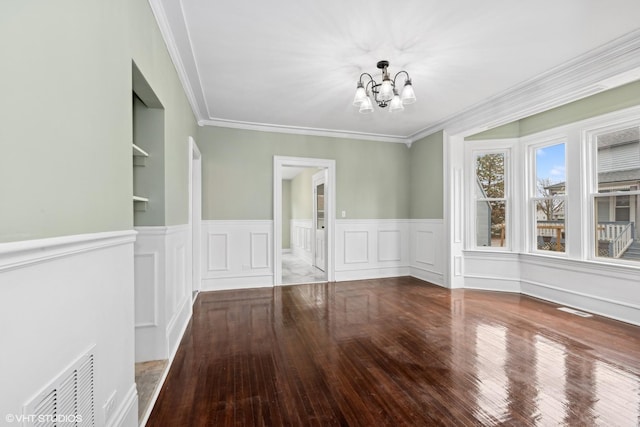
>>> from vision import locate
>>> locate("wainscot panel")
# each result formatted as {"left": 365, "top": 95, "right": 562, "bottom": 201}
{"left": 409, "top": 219, "right": 445, "bottom": 287}
{"left": 520, "top": 254, "right": 640, "bottom": 326}
{"left": 335, "top": 220, "right": 411, "bottom": 281}
{"left": 0, "top": 231, "right": 138, "bottom": 426}
{"left": 290, "top": 219, "right": 313, "bottom": 265}
{"left": 201, "top": 220, "right": 274, "bottom": 291}
{"left": 134, "top": 225, "right": 193, "bottom": 363}
{"left": 462, "top": 251, "right": 521, "bottom": 293}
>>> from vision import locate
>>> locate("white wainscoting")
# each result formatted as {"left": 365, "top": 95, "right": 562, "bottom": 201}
{"left": 290, "top": 219, "right": 313, "bottom": 264}
{"left": 409, "top": 219, "right": 446, "bottom": 287}
{"left": 200, "top": 219, "right": 446, "bottom": 288}
{"left": 335, "top": 219, "right": 411, "bottom": 281}
{"left": 0, "top": 231, "right": 139, "bottom": 427}
{"left": 134, "top": 225, "right": 192, "bottom": 363}
{"left": 463, "top": 251, "right": 522, "bottom": 293}
{"left": 461, "top": 250, "right": 640, "bottom": 326}
{"left": 201, "top": 220, "right": 273, "bottom": 291}
{"left": 520, "top": 254, "right": 640, "bottom": 326}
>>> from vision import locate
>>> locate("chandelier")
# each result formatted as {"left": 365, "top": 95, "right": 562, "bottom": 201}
{"left": 353, "top": 60, "right": 416, "bottom": 113}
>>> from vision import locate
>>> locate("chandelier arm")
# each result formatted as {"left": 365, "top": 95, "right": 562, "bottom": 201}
{"left": 392, "top": 70, "right": 410, "bottom": 87}
{"left": 367, "top": 80, "right": 384, "bottom": 107}
{"left": 359, "top": 72, "right": 375, "bottom": 86}
{"left": 365, "top": 79, "right": 374, "bottom": 94}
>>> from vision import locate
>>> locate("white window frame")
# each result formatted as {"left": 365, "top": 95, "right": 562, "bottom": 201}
{"left": 526, "top": 137, "right": 568, "bottom": 256}
{"left": 585, "top": 117, "right": 640, "bottom": 264}
{"left": 466, "top": 141, "right": 514, "bottom": 251}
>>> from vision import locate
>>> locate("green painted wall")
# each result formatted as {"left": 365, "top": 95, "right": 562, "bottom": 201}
{"left": 467, "top": 80, "right": 640, "bottom": 140}
{"left": 129, "top": 0, "right": 198, "bottom": 227}
{"left": 409, "top": 131, "right": 444, "bottom": 219}
{"left": 465, "top": 122, "right": 521, "bottom": 140}
{"left": 0, "top": 0, "right": 197, "bottom": 243}
{"left": 291, "top": 168, "right": 317, "bottom": 220}
{"left": 197, "top": 126, "right": 412, "bottom": 220}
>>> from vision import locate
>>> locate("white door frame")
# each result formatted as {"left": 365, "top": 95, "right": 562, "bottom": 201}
{"left": 188, "top": 136, "right": 202, "bottom": 295}
{"left": 273, "top": 156, "right": 335, "bottom": 285}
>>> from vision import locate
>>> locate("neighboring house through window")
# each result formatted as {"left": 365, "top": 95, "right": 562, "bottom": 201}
{"left": 591, "top": 124, "right": 640, "bottom": 261}
{"left": 531, "top": 141, "right": 566, "bottom": 253}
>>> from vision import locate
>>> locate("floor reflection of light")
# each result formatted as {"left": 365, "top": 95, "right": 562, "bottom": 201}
{"left": 475, "top": 324, "right": 509, "bottom": 423}
{"left": 292, "top": 283, "right": 326, "bottom": 308}
{"left": 534, "top": 335, "right": 567, "bottom": 424}
{"left": 594, "top": 360, "right": 640, "bottom": 425}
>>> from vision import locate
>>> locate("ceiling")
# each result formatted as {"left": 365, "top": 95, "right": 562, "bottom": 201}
{"left": 154, "top": 0, "right": 640, "bottom": 142}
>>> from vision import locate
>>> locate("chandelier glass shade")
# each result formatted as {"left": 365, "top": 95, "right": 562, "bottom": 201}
{"left": 353, "top": 60, "right": 416, "bottom": 113}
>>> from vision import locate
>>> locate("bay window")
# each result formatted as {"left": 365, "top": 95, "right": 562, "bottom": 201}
{"left": 466, "top": 106, "right": 640, "bottom": 267}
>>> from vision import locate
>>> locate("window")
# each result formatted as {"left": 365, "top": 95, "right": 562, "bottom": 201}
{"left": 464, "top": 106, "right": 640, "bottom": 266}
{"left": 531, "top": 142, "right": 566, "bottom": 253}
{"left": 591, "top": 124, "right": 640, "bottom": 262}
{"left": 474, "top": 152, "right": 508, "bottom": 248}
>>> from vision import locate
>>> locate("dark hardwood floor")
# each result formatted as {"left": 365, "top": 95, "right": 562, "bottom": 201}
{"left": 146, "top": 277, "right": 640, "bottom": 426}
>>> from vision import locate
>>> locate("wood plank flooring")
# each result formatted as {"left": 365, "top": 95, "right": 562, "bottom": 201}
{"left": 147, "top": 277, "right": 640, "bottom": 426}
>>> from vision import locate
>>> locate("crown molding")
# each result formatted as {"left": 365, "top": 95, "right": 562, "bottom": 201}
{"left": 149, "top": 2, "right": 640, "bottom": 145}
{"left": 199, "top": 118, "right": 410, "bottom": 144}
{"left": 409, "top": 28, "right": 640, "bottom": 142}
{"left": 147, "top": 0, "right": 204, "bottom": 123}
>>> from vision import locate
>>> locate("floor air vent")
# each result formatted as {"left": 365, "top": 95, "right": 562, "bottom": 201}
{"left": 558, "top": 307, "right": 593, "bottom": 318}
{"left": 24, "top": 349, "right": 95, "bottom": 426}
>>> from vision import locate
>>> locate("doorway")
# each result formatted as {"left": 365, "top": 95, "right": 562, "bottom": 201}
{"left": 273, "top": 156, "right": 336, "bottom": 285}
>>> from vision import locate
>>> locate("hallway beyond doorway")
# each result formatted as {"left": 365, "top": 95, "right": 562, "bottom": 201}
{"left": 282, "top": 252, "right": 326, "bottom": 284}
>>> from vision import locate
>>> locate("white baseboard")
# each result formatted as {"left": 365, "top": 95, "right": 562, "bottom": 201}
{"left": 201, "top": 275, "right": 273, "bottom": 291}
{"left": 410, "top": 266, "right": 445, "bottom": 287}
{"left": 166, "top": 295, "right": 192, "bottom": 357}
{"left": 521, "top": 279, "right": 640, "bottom": 326}
{"left": 335, "top": 266, "right": 410, "bottom": 282}
{"left": 109, "top": 383, "right": 138, "bottom": 427}
{"left": 463, "top": 275, "right": 522, "bottom": 293}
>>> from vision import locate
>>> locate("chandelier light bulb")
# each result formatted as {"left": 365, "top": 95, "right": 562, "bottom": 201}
{"left": 379, "top": 77, "right": 394, "bottom": 102}
{"left": 400, "top": 79, "right": 416, "bottom": 104}
{"left": 389, "top": 91, "right": 404, "bottom": 112}
{"left": 353, "top": 83, "right": 367, "bottom": 105}
{"left": 359, "top": 96, "right": 374, "bottom": 114}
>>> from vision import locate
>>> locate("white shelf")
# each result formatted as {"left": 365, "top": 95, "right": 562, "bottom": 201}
{"left": 132, "top": 144, "right": 149, "bottom": 157}
{"left": 133, "top": 144, "right": 149, "bottom": 166}
{"left": 133, "top": 196, "right": 148, "bottom": 212}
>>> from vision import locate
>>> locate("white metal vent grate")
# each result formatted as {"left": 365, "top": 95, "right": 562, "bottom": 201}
{"left": 558, "top": 306, "right": 593, "bottom": 318}
{"left": 24, "top": 349, "right": 94, "bottom": 426}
